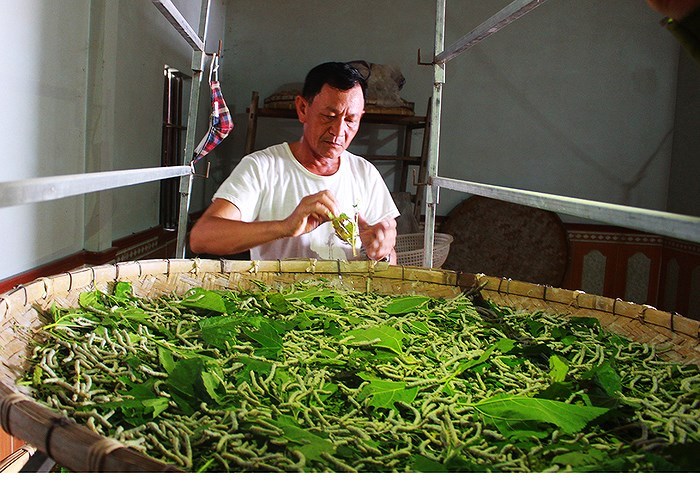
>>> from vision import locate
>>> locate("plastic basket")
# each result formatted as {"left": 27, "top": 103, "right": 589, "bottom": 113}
{"left": 395, "top": 232, "right": 454, "bottom": 268}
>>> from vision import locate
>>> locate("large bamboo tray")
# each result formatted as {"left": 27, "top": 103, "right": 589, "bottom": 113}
{"left": 0, "top": 259, "right": 698, "bottom": 472}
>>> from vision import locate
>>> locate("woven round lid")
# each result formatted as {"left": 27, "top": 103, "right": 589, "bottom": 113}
{"left": 442, "top": 195, "right": 568, "bottom": 286}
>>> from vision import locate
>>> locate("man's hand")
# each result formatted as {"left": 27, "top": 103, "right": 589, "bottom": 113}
{"left": 358, "top": 215, "right": 397, "bottom": 261}
{"left": 646, "top": 0, "right": 700, "bottom": 19}
{"left": 283, "top": 190, "right": 338, "bottom": 237}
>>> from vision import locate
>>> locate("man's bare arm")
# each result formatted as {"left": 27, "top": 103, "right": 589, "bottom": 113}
{"left": 189, "top": 192, "right": 338, "bottom": 256}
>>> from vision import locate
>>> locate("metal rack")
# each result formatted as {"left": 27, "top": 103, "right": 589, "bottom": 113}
{"left": 0, "top": 0, "right": 212, "bottom": 260}
{"left": 421, "top": 0, "right": 700, "bottom": 267}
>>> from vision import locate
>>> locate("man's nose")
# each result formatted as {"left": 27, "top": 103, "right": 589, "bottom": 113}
{"left": 328, "top": 117, "right": 346, "bottom": 136}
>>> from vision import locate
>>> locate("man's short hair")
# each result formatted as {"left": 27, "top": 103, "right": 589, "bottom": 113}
{"left": 301, "top": 62, "right": 368, "bottom": 102}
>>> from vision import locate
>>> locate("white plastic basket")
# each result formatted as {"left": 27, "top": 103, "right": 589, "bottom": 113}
{"left": 395, "top": 232, "right": 454, "bottom": 268}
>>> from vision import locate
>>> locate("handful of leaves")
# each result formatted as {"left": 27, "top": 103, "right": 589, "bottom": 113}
{"left": 329, "top": 212, "right": 358, "bottom": 256}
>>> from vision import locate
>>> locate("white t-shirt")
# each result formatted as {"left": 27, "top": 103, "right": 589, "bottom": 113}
{"left": 213, "top": 142, "right": 400, "bottom": 261}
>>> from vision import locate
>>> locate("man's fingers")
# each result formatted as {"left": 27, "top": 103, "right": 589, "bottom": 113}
{"left": 299, "top": 191, "right": 338, "bottom": 221}
{"left": 316, "top": 191, "right": 339, "bottom": 219}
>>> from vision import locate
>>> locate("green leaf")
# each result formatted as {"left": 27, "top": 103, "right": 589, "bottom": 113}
{"left": 166, "top": 358, "right": 204, "bottom": 414}
{"left": 405, "top": 319, "right": 430, "bottom": 335}
{"left": 411, "top": 454, "right": 447, "bottom": 473}
{"left": 552, "top": 447, "right": 607, "bottom": 470}
{"left": 110, "top": 380, "right": 170, "bottom": 424}
{"left": 113, "top": 307, "right": 150, "bottom": 323}
{"left": 235, "top": 355, "right": 272, "bottom": 383}
{"left": 474, "top": 394, "right": 609, "bottom": 434}
{"left": 344, "top": 325, "right": 405, "bottom": 356}
{"left": 550, "top": 325, "right": 570, "bottom": 340}
{"left": 113, "top": 281, "right": 133, "bottom": 299}
{"left": 268, "top": 415, "right": 335, "bottom": 462}
{"left": 166, "top": 356, "right": 224, "bottom": 413}
{"left": 201, "top": 370, "right": 224, "bottom": 403}
{"left": 537, "top": 381, "right": 575, "bottom": 401}
{"left": 317, "top": 382, "right": 338, "bottom": 402}
{"left": 32, "top": 365, "right": 43, "bottom": 386}
{"left": 158, "top": 346, "right": 175, "bottom": 374}
{"left": 79, "top": 291, "right": 104, "bottom": 310}
{"left": 494, "top": 337, "right": 516, "bottom": 353}
{"left": 382, "top": 296, "right": 430, "bottom": 315}
{"left": 284, "top": 287, "right": 345, "bottom": 309}
{"left": 581, "top": 360, "right": 621, "bottom": 397}
{"left": 488, "top": 419, "right": 552, "bottom": 440}
{"left": 568, "top": 316, "right": 600, "bottom": 331}
{"left": 525, "top": 318, "right": 545, "bottom": 336}
{"left": 358, "top": 373, "right": 418, "bottom": 410}
{"left": 549, "top": 354, "right": 569, "bottom": 382}
{"left": 261, "top": 292, "right": 293, "bottom": 314}
{"left": 449, "top": 340, "right": 511, "bottom": 377}
{"left": 242, "top": 321, "right": 283, "bottom": 359}
{"left": 294, "top": 312, "right": 315, "bottom": 329}
{"left": 199, "top": 315, "right": 241, "bottom": 349}
{"left": 306, "top": 349, "right": 346, "bottom": 367}
{"left": 180, "top": 288, "right": 227, "bottom": 313}
{"left": 142, "top": 397, "right": 169, "bottom": 418}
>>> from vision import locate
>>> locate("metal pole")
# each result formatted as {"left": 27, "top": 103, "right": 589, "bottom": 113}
{"left": 174, "top": 0, "right": 212, "bottom": 258}
{"left": 151, "top": 0, "right": 205, "bottom": 51}
{"left": 422, "top": 0, "right": 446, "bottom": 268}
{"left": 435, "top": 0, "right": 550, "bottom": 65}
{"left": 433, "top": 176, "right": 700, "bottom": 244}
{"left": 0, "top": 166, "right": 192, "bottom": 209}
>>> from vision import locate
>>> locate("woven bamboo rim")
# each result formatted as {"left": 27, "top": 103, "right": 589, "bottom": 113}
{"left": 0, "top": 258, "right": 698, "bottom": 472}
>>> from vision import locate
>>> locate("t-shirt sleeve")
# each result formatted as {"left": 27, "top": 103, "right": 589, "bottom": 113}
{"left": 212, "top": 155, "right": 264, "bottom": 222}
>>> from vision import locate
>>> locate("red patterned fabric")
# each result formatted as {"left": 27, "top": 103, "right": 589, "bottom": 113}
{"left": 192, "top": 55, "right": 233, "bottom": 164}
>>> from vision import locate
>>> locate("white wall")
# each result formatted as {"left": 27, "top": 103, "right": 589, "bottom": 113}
{"left": 216, "top": 0, "right": 687, "bottom": 222}
{"left": 438, "top": 0, "right": 679, "bottom": 217}
{"left": 0, "top": 0, "right": 696, "bottom": 282}
{"left": 0, "top": 0, "right": 90, "bottom": 278}
{"left": 0, "top": 0, "right": 227, "bottom": 280}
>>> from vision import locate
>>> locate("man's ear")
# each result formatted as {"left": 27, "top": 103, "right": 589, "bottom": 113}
{"left": 295, "top": 95, "right": 308, "bottom": 123}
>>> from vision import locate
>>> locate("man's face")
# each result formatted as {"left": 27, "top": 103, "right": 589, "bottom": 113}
{"left": 297, "top": 83, "right": 365, "bottom": 161}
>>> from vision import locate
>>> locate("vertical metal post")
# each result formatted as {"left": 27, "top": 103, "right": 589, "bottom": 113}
{"left": 84, "top": 0, "right": 118, "bottom": 254}
{"left": 175, "top": 0, "right": 212, "bottom": 258}
{"left": 422, "top": 0, "right": 446, "bottom": 268}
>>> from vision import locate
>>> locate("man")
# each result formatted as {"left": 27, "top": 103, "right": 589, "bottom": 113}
{"left": 646, "top": 0, "right": 700, "bottom": 20}
{"left": 189, "top": 62, "right": 400, "bottom": 262}
{"left": 646, "top": 0, "right": 700, "bottom": 62}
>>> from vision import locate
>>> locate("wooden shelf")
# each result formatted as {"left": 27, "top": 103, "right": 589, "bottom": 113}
{"left": 252, "top": 107, "right": 427, "bottom": 126}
